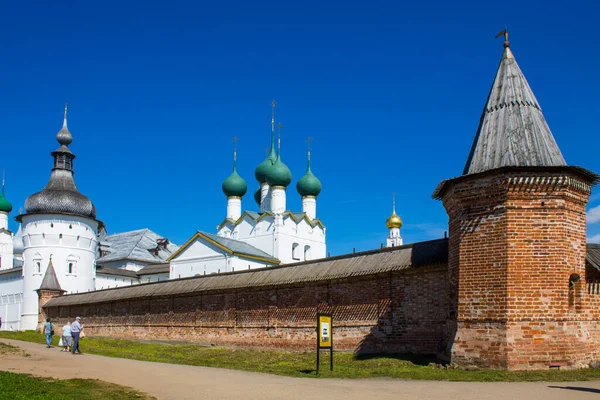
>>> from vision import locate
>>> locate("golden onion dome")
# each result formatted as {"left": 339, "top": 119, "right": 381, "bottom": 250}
{"left": 386, "top": 212, "right": 403, "bottom": 229}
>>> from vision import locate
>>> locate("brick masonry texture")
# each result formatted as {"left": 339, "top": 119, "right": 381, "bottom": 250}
{"left": 442, "top": 169, "right": 600, "bottom": 369}
{"left": 45, "top": 266, "right": 448, "bottom": 355}
{"left": 42, "top": 167, "right": 600, "bottom": 370}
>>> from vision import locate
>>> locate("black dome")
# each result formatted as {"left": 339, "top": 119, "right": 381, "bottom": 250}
{"left": 25, "top": 169, "right": 96, "bottom": 218}
{"left": 22, "top": 110, "right": 96, "bottom": 220}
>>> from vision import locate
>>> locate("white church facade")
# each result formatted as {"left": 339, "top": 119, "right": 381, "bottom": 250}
{"left": 0, "top": 103, "right": 403, "bottom": 331}
{"left": 170, "top": 104, "right": 327, "bottom": 279}
{"left": 1, "top": 103, "right": 384, "bottom": 331}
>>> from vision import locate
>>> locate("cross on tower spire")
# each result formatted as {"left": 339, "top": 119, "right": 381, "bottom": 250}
{"left": 271, "top": 99, "right": 277, "bottom": 132}
{"left": 232, "top": 136, "right": 239, "bottom": 168}
{"left": 306, "top": 136, "right": 313, "bottom": 161}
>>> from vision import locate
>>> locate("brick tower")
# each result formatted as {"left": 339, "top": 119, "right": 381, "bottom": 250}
{"left": 434, "top": 32, "right": 599, "bottom": 369}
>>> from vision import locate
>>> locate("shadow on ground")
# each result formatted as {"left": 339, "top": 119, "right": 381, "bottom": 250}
{"left": 299, "top": 369, "right": 315, "bottom": 374}
{"left": 353, "top": 353, "right": 436, "bottom": 366}
{"left": 548, "top": 386, "right": 600, "bottom": 394}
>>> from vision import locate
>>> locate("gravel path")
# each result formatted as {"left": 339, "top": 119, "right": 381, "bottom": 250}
{"left": 1, "top": 339, "right": 599, "bottom": 400}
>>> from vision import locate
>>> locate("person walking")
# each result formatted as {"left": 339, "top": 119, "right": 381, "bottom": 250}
{"left": 70, "top": 316, "right": 82, "bottom": 355}
{"left": 61, "top": 321, "right": 72, "bottom": 352}
{"left": 43, "top": 318, "right": 54, "bottom": 348}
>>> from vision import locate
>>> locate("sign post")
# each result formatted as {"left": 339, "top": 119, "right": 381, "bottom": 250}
{"left": 316, "top": 313, "right": 333, "bottom": 374}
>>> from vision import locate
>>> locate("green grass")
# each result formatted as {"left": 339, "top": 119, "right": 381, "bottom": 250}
{"left": 0, "top": 371, "right": 153, "bottom": 399}
{"left": 2, "top": 331, "right": 600, "bottom": 381}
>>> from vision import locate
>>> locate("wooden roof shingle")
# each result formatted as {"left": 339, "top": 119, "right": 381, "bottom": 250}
{"left": 38, "top": 260, "right": 64, "bottom": 292}
{"left": 463, "top": 42, "right": 566, "bottom": 175}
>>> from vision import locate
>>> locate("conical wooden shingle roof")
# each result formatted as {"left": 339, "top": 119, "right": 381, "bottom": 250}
{"left": 38, "top": 259, "right": 64, "bottom": 292}
{"left": 462, "top": 40, "right": 566, "bottom": 175}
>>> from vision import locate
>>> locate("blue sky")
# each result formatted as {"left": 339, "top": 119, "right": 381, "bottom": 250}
{"left": 1, "top": 0, "right": 599, "bottom": 255}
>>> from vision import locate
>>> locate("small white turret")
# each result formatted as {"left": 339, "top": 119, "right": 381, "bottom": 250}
{"left": 266, "top": 123, "right": 292, "bottom": 215}
{"left": 297, "top": 138, "right": 322, "bottom": 220}
{"left": 222, "top": 137, "right": 247, "bottom": 221}
{"left": 386, "top": 193, "right": 403, "bottom": 247}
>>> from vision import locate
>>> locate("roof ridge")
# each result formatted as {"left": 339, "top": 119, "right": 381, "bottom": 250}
{"left": 124, "top": 228, "right": 151, "bottom": 260}
{"left": 107, "top": 228, "right": 150, "bottom": 238}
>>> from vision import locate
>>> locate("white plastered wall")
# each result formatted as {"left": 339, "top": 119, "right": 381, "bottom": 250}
{"left": 0, "top": 229, "right": 13, "bottom": 271}
{"left": 170, "top": 237, "right": 270, "bottom": 279}
{"left": 95, "top": 273, "right": 137, "bottom": 290}
{"left": 0, "top": 272, "right": 23, "bottom": 331}
{"left": 217, "top": 213, "right": 326, "bottom": 264}
{"left": 21, "top": 214, "right": 98, "bottom": 330}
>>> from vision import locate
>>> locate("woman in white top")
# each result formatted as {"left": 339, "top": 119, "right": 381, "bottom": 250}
{"left": 61, "top": 322, "right": 72, "bottom": 352}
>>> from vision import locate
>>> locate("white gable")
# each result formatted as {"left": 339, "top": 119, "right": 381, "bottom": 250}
{"left": 171, "top": 237, "right": 226, "bottom": 262}
{"left": 169, "top": 235, "right": 275, "bottom": 279}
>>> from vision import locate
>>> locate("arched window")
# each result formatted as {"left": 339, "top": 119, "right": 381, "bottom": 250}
{"left": 292, "top": 243, "right": 300, "bottom": 260}
{"left": 66, "top": 255, "right": 77, "bottom": 276}
{"left": 33, "top": 253, "right": 42, "bottom": 275}
{"left": 304, "top": 245, "right": 311, "bottom": 260}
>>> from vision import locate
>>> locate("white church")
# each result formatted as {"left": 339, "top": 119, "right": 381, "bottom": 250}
{"left": 0, "top": 104, "right": 403, "bottom": 331}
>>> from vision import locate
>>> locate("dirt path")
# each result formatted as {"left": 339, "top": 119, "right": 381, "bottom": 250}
{"left": 1, "top": 339, "right": 600, "bottom": 400}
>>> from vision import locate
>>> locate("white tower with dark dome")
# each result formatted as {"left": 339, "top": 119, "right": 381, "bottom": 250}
{"left": 17, "top": 105, "right": 101, "bottom": 330}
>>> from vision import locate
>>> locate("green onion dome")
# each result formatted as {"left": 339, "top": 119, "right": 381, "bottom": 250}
{"left": 254, "top": 188, "right": 261, "bottom": 205}
{"left": 297, "top": 164, "right": 322, "bottom": 197}
{"left": 0, "top": 191, "right": 12, "bottom": 213}
{"left": 222, "top": 168, "right": 247, "bottom": 198}
{"left": 265, "top": 155, "right": 292, "bottom": 188}
{"left": 255, "top": 136, "right": 277, "bottom": 183}
{"left": 255, "top": 157, "right": 275, "bottom": 183}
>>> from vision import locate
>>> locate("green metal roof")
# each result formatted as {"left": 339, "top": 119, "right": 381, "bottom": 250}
{"left": 222, "top": 168, "right": 247, "bottom": 197}
{"left": 253, "top": 188, "right": 261, "bottom": 205}
{"left": 265, "top": 156, "right": 292, "bottom": 187}
{"left": 0, "top": 184, "right": 12, "bottom": 213}
{"left": 255, "top": 131, "right": 277, "bottom": 183}
{"left": 297, "top": 160, "right": 321, "bottom": 197}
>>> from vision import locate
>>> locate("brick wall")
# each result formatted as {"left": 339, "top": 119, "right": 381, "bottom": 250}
{"left": 442, "top": 169, "right": 600, "bottom": 369}
{"left": 37, "top": 289, "right": 63, "bottom": 333}
{"left": 45, "top": 266, "right": 447, "bottom": 355}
